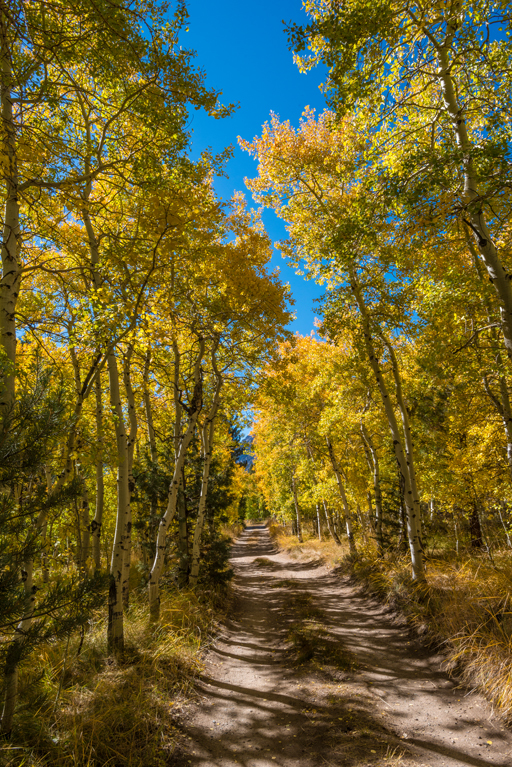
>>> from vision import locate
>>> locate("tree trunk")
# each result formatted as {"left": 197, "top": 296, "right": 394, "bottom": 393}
{"left": 469, "top": 501, "right": 484, "bottom": 550}
{"left": 382, "top": 339, "right": 423, "bottom": 541}
{"left": 483, "top": 374, "right": 512, "bottom": 483}
{"left": 325, "top": 437, "right": 356, "bottom": 552}
{"left": 143, "top": 349, "right": 157, "bottom": 463}
{"left": 176, "top": 467, "right": 190, "bottom": 587}
{"left": 499, "top": 501, "right": 512, "bottom": 548}
{"left": 142, "top": 350, "right": 158, "bottom": 566}
{"left": 107, "top": 351, "right": 130, "bottom": 653}
{"left": 42, "top": 465, "right": 53, "bottom": 583}
{"left": 189, "top": 366, "right": 222, "bottom": 587}
{"left": 361, "top": 424, "right": 383, "bottom": 553}
{"left": 324, "top": 499, "right": 342, "bottom": 545}
{"left": 92, "top": 374, "right": 104, "bottom": 571}
{"left": 0, "top": 13, "right": 21, "bottom": 419}
{"left": 291, "top": 475, "right": 303, "bottom": 543}
{"left": 350, "top": 268, "right": 424, "bottom": 580}
{"left": 80, "top": 484, "right": 90, "bottom": 573}
{"left": 148, "top": 339, "right": 204, "bottom": 621}
{"left": 122, "top": 345, "right": 137, "bottom": 608}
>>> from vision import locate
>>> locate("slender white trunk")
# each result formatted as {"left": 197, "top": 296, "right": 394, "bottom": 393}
{"left": 0, "top": 12, "right": 21, "bottom": 417}
{"left": 148, "top": 339, "right": 204, "bottom": 620}
{"left": 483, "top": 375, "right": 512, "bottom": 483}
{"left": 324, "top": 498, "right": 342, "bottom": 545}
{"left": 361, "top": 423, "right": 383, "bottom": 552}
{"left": 142, "top": 349, "right": 158, "bottom": 563}
{"left": 498, "top": 501, "right": 512, "bottom": 548}
{"left": 143, "top": 349, "right": 157, "bottom": 463}
{"left": 92, "top": 374, "right": 104, "bottom": 571}
{"left": 291, "top": 475, "right": 303, "bottom": 542}
{"left": 350, "top": 268, "right": 424, "bottom": 580}
{"left": 189, "top": 367, "right": 222, "bottom": 587}
{"left": 172, "top": 339, "right": 190, "bottom": 586}
{"left": 107, "top": 351, "right": 129, "bottom": 652}
{"left": 325, "top": 437, "right": 356, "bottom": 552}
{"left": 316, "top": 505, "right": 322, "bottom": 541}
{"left": 80, "top": 485, "right": 90, "bottom": 572}
{"left": 122, "top": 345, "right": 137, "bottom": 608}
{"left": 383, "top": 340, "right": 422, "bottom": 540}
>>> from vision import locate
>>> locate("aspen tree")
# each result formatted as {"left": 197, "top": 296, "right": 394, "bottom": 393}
{"left": 107, "top": 351, "right": 130, "bottom": 652}
{"left": 92, "top": 374, "right": 104, "bottom": 571}
{"left": 148, "top": 339, "right": 204, "bottom": 621}
{"left": 122, "top": 345, "right": 138, "bottom": 608}
{"left": 290, "top": 0, "right": 512, "bottom": 363}
{"left": 360, "top": 423, "right": 383, "bottom": 552}
{"left": 326, "top": 437, "right": 356, "bottom": 552}
{"left": 189, "top": 343, "right": 223, "bottom": 587}
{"left": 291, "top": 474, "right": 303, "bottom": 542}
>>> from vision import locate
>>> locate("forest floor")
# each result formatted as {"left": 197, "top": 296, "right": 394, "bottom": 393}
{"left": 175, "top": 525, "right": 512, "bottom": 767}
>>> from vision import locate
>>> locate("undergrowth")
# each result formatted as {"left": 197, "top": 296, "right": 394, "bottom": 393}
{"left": 268, "top": 520, "right": 350, "bottom": 565}
{"left": 269, "top": 521, "right": 512, "bottom": 724}
{"left": 1, "top": 585, "right": 225, "bottom": 767}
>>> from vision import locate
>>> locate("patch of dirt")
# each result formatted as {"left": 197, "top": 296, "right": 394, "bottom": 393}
{"left": 178, "top": 526, "right": 512, "bottom": 766}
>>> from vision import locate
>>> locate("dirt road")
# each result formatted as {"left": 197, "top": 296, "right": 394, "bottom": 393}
{"left": 179, "top": 525, "right": 512, "bottom": 767}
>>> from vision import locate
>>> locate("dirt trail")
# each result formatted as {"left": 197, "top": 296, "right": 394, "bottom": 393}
{"left": 179, "top": 526, "right": 512, "bottom": 767}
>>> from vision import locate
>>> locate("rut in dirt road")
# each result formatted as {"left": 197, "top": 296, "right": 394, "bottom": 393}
{"left": 179, "top": 525, "right": 512, "bottom": 767}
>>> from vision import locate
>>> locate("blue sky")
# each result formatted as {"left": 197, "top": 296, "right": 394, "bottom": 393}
{"left": 184, "top": 0, "right": 327, "bottom": 336}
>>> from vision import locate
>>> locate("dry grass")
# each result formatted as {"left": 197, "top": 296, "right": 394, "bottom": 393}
{"left": 220, "top": 521, "right": 245, "bottom": 541}
{"left": 270, "top": 522, "right": 512, "bottom": 724}
{"left": 253, "top": 556, "right": 275, "bottom": 567}
{"left": 2, "top": 586, "right": 223, "bottom": 767}
{"left": 268, "top": 521, "right": 351, "bottom": 564}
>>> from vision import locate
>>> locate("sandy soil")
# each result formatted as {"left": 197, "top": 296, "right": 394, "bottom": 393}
{"left": 177, "top": 525, "right": 512, "bottom": 767}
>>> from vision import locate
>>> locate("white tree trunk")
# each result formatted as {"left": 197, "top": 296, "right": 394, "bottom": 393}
{"left": 350, "top": 268, "right": 424, "bottom": 580}
{"left": 143, "top": 349, "right": 158, "bottom": 463}
{"left": 291, "top": 475, "right": 303, "bottom": 542}
{"left": 483, "top": 374, "right": 512, "bottom": 483}
{"left": 360, "top": 423, "right": 383, "bottom": 552}
{"left": 325, "top": 437, "right": 356, "bottom": 551}
{"left": 122, "top": 345, "right": 137, "bottom": 608}
{"left": 383, "top": 339, "right": 422, "bottom": 540}
{"left": 142, "top": 349, "right": 158, "bottom": 565}
{"left": 148, "top": 339, "right": 204, "bottom": 620}
{"left": 189, "top": 367, "right": 222, "bottom": 587}
{"left": 107, "top": 351, "right": 130, "bottom": 652}
{"left": 316, "top": 505, "right": 322, "bottom": 540}
{"left": 0, "top": 14, "right": 21, "bottom": 418}
{"left": 92, "top": 374, "right": 104, "bottom": 571}
{"left": 80, "top": 485, "right": 90, "bottom": 572}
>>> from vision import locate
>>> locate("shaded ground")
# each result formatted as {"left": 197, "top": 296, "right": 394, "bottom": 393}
{"left": 177, "top": 526, "right": 512, "bottom": 766}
